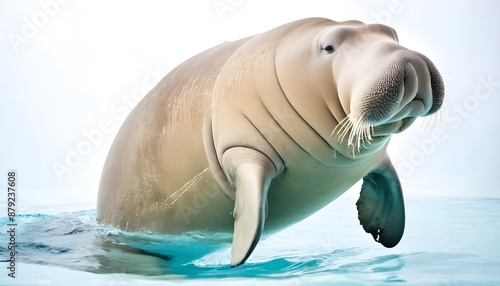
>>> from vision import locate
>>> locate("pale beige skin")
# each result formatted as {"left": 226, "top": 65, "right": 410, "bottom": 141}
{"left": 97, "top": 18, "right": 444, "bottom": 267}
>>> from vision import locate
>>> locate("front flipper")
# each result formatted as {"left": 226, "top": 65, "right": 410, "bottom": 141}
{"left": 222, "top": 147, "right": 279, "bottom": 267}
{"left": 356, "top": 158, "right": 405, "bottom": 248}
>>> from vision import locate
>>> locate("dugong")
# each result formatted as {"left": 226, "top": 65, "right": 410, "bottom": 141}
{"left": 97, "top": 17, "right": 445, "bottom": 267}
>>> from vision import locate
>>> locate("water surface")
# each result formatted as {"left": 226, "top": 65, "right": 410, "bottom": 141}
{"left": 1, "top": 195, "right": 499, "bottom": 285}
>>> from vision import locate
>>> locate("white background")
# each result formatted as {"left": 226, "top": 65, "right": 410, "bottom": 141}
{"left": 1, "top": 0, "right": 499, "bottom": 211}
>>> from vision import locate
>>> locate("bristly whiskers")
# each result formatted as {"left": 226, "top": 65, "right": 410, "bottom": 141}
{"left": 331, "top": 113, "right": 374, "bottom": 155}
{"left": 421, "top": 93, "right": 450, "bottom": 134}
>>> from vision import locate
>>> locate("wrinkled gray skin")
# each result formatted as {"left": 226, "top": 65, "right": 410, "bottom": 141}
{"left": 97, "top": 18, "right": 445, "bottom": 267}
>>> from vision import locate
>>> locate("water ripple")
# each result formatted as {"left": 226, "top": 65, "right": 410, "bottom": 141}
{"left": 0, "top": 197, "right": 499, "bottom": 285}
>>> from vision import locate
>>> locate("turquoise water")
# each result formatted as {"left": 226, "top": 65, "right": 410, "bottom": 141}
{"left": 1, "top": 195, "right": 499, "bottom": 285}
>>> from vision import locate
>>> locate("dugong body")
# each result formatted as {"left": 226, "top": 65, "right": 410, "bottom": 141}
{"left": 97, "top": 18, "right": 444, "bottom": 266}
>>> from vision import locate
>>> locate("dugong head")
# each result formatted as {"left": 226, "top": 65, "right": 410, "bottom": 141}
{"left": 275, "top": 18, "right": 445, "bottom": 156}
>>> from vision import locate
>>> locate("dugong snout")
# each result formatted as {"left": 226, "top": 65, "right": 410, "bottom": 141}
{"left": 352, "top": 50, "right": 445, "bottom": 126}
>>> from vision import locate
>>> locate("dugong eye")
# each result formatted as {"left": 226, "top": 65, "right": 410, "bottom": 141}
{"left": 323, "top": 43, "right": 335, "bottom": 54}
